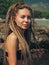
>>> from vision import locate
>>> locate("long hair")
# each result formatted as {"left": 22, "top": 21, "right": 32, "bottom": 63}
{"left": 4, "top": 2, "right": 33, "bottom": 65}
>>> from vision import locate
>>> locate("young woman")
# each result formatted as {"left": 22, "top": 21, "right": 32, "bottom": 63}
{"left": 4, "top": 2, "right": 33, "bottom": 65}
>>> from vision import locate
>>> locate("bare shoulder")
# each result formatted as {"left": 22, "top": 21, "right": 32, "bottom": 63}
{"left": 8, "top": 32, "right": 17, "bottom": 40}
{"left": 5, "top": 32, "right": 18, "bottom": 51}
{"left": 6, "top": 32, "right": 17, "bottom": 43}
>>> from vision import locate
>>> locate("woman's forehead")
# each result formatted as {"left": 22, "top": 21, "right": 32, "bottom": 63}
{"left": 16, "top": 8, "right": 31, "bottom": 16}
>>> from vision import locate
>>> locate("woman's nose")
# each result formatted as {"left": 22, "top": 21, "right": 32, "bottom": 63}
{"left": 25, "top": 17, "right": 28, "bottom": 22}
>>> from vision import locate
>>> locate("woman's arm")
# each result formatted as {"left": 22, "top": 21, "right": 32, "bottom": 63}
{"left": 5, "top": 32, "right": 17, "bottom": 65}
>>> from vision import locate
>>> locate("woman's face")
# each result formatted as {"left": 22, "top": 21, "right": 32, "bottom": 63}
{"left": 14, "top": 8, "right": 32, "bottom": 30}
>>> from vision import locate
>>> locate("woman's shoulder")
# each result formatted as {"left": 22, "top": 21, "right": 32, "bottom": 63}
{"left": 6, "top": 32, "right": 17, "bottom": 42}
{"left": 8, "top": 32, "right": 17, "bottom": 39}
{"left": 5, "top": 32, "right": 18, "bottom": 49}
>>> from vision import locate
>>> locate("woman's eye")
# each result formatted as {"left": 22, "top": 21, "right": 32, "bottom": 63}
{"left": 21, "top": 15, "right": 31, "bottom": 19}
{"left": 27, "top": 16, "right": 31, "bottom": 19}
{"left": 21, "top": 15, "right": 25, "bottom": 19}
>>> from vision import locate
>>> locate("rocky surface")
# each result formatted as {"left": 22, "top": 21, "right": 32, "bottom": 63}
{"left": 0, "top": 18, "right": 49, "bottom": 65}
{"left": 0, "top": 18, "right": 49, "bottom": 43}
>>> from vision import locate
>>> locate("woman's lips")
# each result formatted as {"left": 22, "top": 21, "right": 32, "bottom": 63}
{"left": 23, "top": 24, "right": 28, "bottom": 27}
{"left": 23, "top": 24, "right": 29, "bottom": 28}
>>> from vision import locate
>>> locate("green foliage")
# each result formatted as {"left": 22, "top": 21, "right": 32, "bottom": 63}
{"left": 0, "top": 0, "right": 49, "bottom": 18}
{"left": 34, "top": 11, "right": 42, "bottom": 18}
{"left": 33, "top": 10, "right": 49, "bottom": 18}
{"left": 0, "top": 0, "right": 22, "bottom": 18}
{"left": 31, "top": 2, "right": 49, "bottom": 18}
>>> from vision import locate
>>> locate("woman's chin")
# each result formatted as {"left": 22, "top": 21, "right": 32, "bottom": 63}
{"left": 22, "top": 27, "right": 29, "bottom": 30}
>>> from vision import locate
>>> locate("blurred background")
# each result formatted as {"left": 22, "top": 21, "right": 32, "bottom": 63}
{"left": 0, "top": 0, "right": 49, "bottom": 65}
